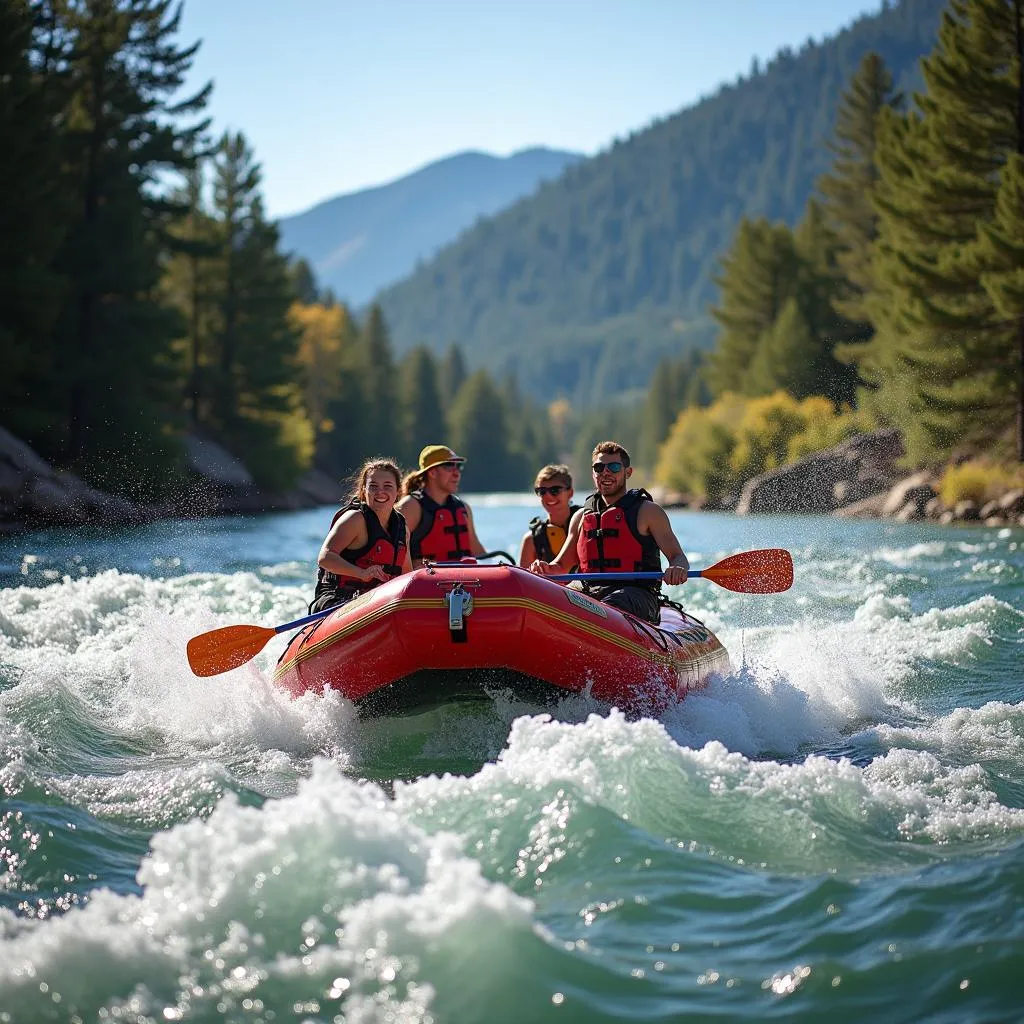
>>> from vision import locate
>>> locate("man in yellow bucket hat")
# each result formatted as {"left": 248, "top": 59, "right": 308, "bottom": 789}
{"left": 397, "top": 444, "right": 486, "bottom": 567}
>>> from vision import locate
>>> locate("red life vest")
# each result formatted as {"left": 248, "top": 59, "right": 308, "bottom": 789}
{"left": 409, "top": 491, "right": 472, "bottom": 562}
{"left": 576, "top": 489, "right": 661, "bottom": 594}
{"left": 312, "top": 501, "right": 406, "bottom": 606}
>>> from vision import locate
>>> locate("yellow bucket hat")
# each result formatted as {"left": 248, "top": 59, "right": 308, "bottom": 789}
{"left": 418, "top": 444, "right": 466, "bottom": 470}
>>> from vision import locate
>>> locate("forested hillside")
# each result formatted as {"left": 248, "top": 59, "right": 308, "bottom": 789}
{"left": 376, "top": 0, "right": 947, "bottom": 404}
{"left": 278, "top": 148, "right": 581, "bottom": 307}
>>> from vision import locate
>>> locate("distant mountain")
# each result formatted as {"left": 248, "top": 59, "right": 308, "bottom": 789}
{"left": 374, "top": 0, "right": 947, "bottom": 405}
{"left": 277, "top": 147, "right": 582, "bottom": 306}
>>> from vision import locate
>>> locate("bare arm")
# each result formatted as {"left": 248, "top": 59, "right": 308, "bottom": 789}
{"left": 464, "top": 504, "right": 487, "bottom": 557}
{"left": 317, "top": 510, "right": 387, "bottom": 583}
{"left": 641, "top": 502, "right": 690, "bottom": 585}
{"left": 517, "top": 531, "right": 536, "bottom": 568}
{"left": 530, "top": 508, "right": 584, "bottom": 575}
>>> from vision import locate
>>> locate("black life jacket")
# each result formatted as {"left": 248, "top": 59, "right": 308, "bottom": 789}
{"left": 576, "top": 488, "right": 661, "bottom": 595}
{"left": 409, "top": 490, "right": 472, "bottom": 562}
{"left": 312, "top": 500, "right": 406, "bottom": 606}
{"left": 528, "top": 504, "right": 581, "bottom": 563}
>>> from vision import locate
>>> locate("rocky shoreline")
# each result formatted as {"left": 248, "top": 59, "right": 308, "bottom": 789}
{"left": 651, "top": 428, "right": 1024, "bottom": 528}
{"left": 0, "top": 427, "right": 340, "bottom": 535}
{"left": 4, "top": 424, "right": 1022, "bottom": 535}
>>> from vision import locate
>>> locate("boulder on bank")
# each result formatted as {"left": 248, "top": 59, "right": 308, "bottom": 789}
{"left": 178, "top": 434, "right": 341, "bottom": 516}
{"left": 879, "top": 471, "right": 937, "bottom": 518}
{"left": 0, "top": 426, "right": 141, "bottom": 532}
{"left": 0, "top": 427, "right": 340, "bottom": 533}
{"left": 735, "top": 429, "right": 904, "bottom": 516}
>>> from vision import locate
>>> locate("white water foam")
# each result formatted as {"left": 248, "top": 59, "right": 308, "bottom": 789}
{"left": 395, "top": 710, "right": 1024, "bottom": 874}
{"left": 0, "top": 571, "right": 363, "bottom": 815}
{"left": 0, "top": 760, "right": 543, "bottom": 1024}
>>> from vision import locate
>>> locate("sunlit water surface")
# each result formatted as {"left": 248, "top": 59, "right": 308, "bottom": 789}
{"left": 1, "top": 496, "right": 1022, "bottom": 1022}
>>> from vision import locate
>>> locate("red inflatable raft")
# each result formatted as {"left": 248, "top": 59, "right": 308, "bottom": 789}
{"left": 273, "top": 563, "right": 730, "bottom": 717}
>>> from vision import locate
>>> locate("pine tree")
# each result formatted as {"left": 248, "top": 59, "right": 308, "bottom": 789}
{"left": 708, "top": 219, "right": 802, "bottom": 395}
{"left": 289, "top": 257, "right": 320, "bottom": 305}
{"left": 438, "top": 343, "right": 468, "bottom": 404}
{"left": 862, "top": 0, "right": 1024, "bottom": 460}
{"left": 817, "top": 52, "right": 902, "bottom": 335}
{"left": 744, "top": 298, "right": 822, "bottom": 398}
{"left": 208, "top": 131, "right": 313, "bottom": 488}
{"left": 448, "top": 371, "right": 525, "bottom": 490}
{"left": 162, "top": 155, "right": 218, "bottom": 426}
{"left": 209, "top": 131, "right": 260, "bottom": 429}
{"left": 48, "top": 0, "right": 211, "bottom": 493}
{"left": 972, "top": 154, "right": 1024, "bottom": 459}
{"left": 791, "top": 200, "right": 859, "bottom": 404}
{"left": 356, "top": 305, "right": 400, "bottom": 460}
{"left": 398, "top": 346, "right": 447, "bottom": 465}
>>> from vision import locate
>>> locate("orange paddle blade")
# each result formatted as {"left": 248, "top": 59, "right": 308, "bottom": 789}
{"left": 186, "top": 624, "right": 277, "bottom": 677}
{"left": 701, "top": 548, "right": 793, "bottom": 593}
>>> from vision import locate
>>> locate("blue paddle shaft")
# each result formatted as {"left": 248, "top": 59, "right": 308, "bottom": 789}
{"left": 273, "top": 607, "right": 336, "bottom": 634}
{"left": 548, "top": 570, "right": 701, "bottom": 582}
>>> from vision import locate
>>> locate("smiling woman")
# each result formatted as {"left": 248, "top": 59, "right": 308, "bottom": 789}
{"left": 308, "top": 458, "right": 412, "bottom": 614}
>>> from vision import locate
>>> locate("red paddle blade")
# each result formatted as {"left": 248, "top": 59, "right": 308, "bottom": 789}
{"left": 186, "top": 624, "right": 277, "bottom": 677}
{"left": 702, "top": 548, "right": 793, "bottom": 593}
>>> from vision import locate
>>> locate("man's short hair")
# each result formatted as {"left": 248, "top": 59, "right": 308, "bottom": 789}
{"left": 591, "top": 441, "right": 631, "bottom": 467}
{"left": 535, "top": 464, "right": 573, "bottom": 488}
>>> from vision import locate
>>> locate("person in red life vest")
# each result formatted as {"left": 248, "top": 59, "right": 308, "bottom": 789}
{"left": 529, "top": 441, "right": 690, "bottom": 624}
{"left": 309, "top": 458, "right": 412, "bottom": 614}
{"left": 517, "top": 463, "right": 581, "bottom": 571}
{"left": 397, "top": 444, "right": 487, "bottom": 568}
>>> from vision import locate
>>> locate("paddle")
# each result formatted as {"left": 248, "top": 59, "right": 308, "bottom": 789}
{"left": 547, "top": 548, "right": 794, "bottom": 594}
{"left": 187, "top": 607, "right": 336, "bottom": 678}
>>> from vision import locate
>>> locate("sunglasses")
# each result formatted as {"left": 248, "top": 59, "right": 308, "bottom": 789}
{"left": 534, "top": 485, "right": 566, "bottom": 496}
{"left": 592, "top": 461, "right": 625, "bottom": 474}
{"left": 437, "top": 461, "right": 463, "bottom": 470}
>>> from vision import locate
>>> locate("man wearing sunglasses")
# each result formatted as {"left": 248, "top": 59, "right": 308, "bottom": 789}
{"left": 397, "top": 444, "right": 486, "bottom": 567}
{"left": 529, "top": 441, "right": 690, "bottom": 624}
{"left": 517, "top": 464, "right": 581, "bottom": 570}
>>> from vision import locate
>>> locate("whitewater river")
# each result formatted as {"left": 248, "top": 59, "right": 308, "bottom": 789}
{"left": 0, "top": 496, "right": 1021, "bottom": 1023}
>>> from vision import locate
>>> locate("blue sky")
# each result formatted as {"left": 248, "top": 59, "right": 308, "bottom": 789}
{"left": 178, "top": 0, "right": 883, "bottom": 218}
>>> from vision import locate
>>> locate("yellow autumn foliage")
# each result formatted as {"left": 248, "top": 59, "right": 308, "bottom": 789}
{"left": 289, "top": 301, "right": 353, "bottom": 433}
{"left": 938, "top": 459, "right": 1024, "bottom": 507}
{"left": 655, "top": 391, "right": 873, "bottom": 501}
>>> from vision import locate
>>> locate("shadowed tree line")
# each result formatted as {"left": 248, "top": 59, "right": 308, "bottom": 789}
{"left": 0, "top": 0, "right": 554, "bottom": 499}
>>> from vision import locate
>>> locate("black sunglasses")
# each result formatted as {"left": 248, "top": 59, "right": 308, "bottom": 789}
{"left": 534, "top": 485, "right": 566, "bottom": 496}
{"left": 592, "top": 461, "right": 625, "bottom": 474}
{"left": 437, "top": 461, "right": 463, "bottom": 470}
